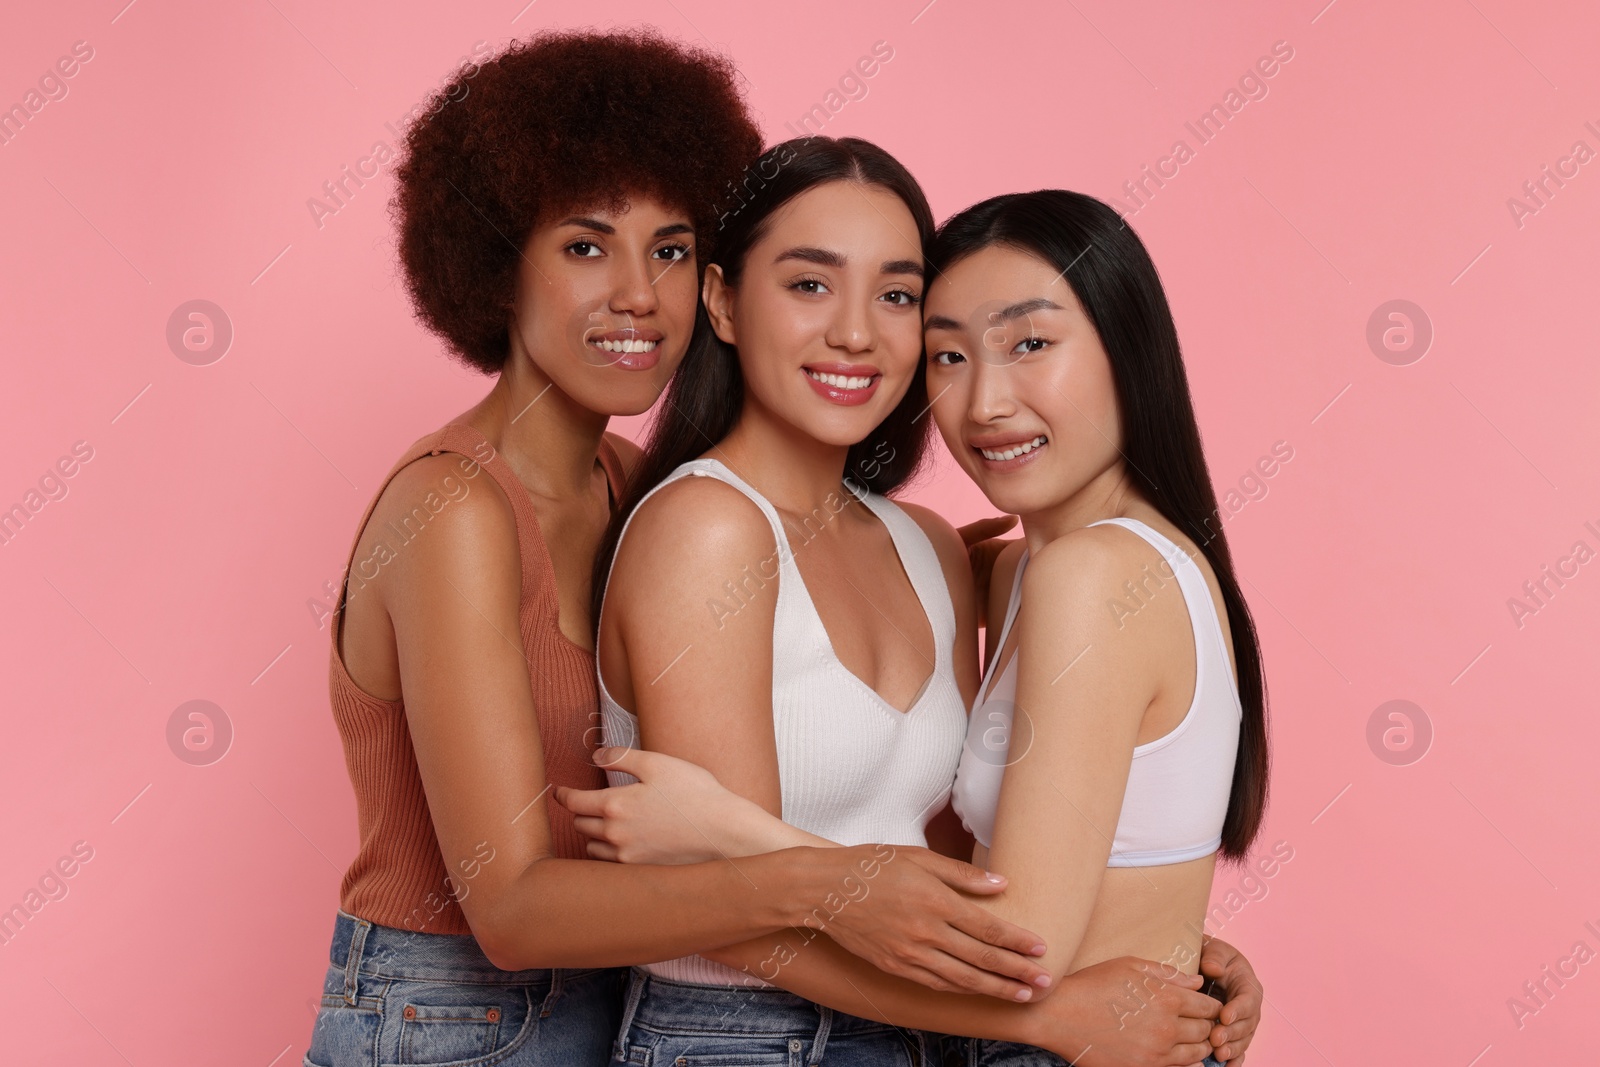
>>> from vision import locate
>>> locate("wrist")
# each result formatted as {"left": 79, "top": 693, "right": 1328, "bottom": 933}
{"left": 754, "top": 845, "right": 835, "bottom": 929}
{"left": 1025, "top": 973, "right": 1088, "bottom": 1058}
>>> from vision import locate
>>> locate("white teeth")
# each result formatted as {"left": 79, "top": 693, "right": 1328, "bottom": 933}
{"left": 978, "top": 435, "right": 1047, "bottom": 462}
{"left": 594, "top": 338, "right": 657, "bottom": 354}
{"left": 806, "top": 369, "right": 874, "bottom": 390}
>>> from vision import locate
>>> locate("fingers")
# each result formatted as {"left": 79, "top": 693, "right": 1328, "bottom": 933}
{"left": 583, "top": 839, "right": 619, "bottom": 862}
{"left": 1169, "top": 1041, "right": 1214, "bottom": 1065}
{"left": 571, "top": 814, "right": 609, "bottom": 842}
{"left": 591, "top": 744, "right": 645, "bottom": 774}
{"left": 898, "top": 948, "right": 1038, "bottom": 1002}
{"left": 911, "top": 849, "right": 1010, "bottom": 895}
{"left": 947, "top": 904, "right": 1048, "bottom": 960}
{"left": 940, "top": 926, "right": 1053, "bottom": 991}
{"left": 956, "top": 514, "right": 1018, "bottom": 546}
{"left": 556, "top": 785, "right": 611, "bottom": 817}
{"left": 1172, "top": 1015, "right": 1214, "bottom": 1046}
{"left": 1170, "top": 986, "right": 1224, "bottom": 1021}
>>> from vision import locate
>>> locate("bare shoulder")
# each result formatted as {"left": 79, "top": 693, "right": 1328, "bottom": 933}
{"left": 609, "top": 472, "right": 779, "bottom": 598}
{"left": 894, "top": 500, "right": 967, "bottom": 573}
{"left": 366, "top": 453, "right": 519, "bottom": 573}
{"left": 1023, "top": 523, "right": 1154, "bottom": 611}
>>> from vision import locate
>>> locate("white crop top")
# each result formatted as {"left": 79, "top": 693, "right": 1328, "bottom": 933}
{"left": 597, "top": 458, "right": 968, "bottom": 985}
{"left": 951, "top": 516, "right": 1241, "bottom": 867}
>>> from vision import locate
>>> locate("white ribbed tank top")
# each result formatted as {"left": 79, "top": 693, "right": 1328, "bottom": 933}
{"left": 951, "top": 517, "right": 1241, "bottom": 866}
{"left": 597, "top": 458, "right": 968, "bottom": 986}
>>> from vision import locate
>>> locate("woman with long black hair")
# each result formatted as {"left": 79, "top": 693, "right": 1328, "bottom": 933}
{"left": 574, "top": 139, "right": 1263, "bottom": 1066}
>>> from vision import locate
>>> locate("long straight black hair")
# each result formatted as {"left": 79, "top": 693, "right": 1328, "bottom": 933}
{"left": 929, "top": 190, "right": 1269, "bottom": 860}
{"left": 591, "top": 136, "right": 937, "bottom": 630}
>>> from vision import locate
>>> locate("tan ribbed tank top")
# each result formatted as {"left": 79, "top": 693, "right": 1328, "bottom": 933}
{"left": 327, "top": 420, "right": 624, "bottom": 935}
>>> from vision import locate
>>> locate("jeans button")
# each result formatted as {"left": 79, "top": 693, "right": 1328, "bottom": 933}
{"left": 789, "top": 1038, "right": 802, "bottom": 1052}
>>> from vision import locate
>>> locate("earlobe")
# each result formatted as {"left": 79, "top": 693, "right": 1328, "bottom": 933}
{"left": 703, "top": 264, "right": 737, "bottom": 346}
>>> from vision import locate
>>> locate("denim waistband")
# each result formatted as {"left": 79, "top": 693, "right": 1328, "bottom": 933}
{"left": 613, "top": 966, "right": 901, "bottom": 1065}
{"left": 328, "top": 908, "right": 581, "bottom": 987}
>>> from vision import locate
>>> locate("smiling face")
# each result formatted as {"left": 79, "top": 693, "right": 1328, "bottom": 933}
{"left": 924, "top": 243, "right": 1125, "bottom": 518}
{"left": 508, "top": 193, "right": 700, "bottom": 416}
{"left": 703, "top": 180, "right": 926, "bottom": 449}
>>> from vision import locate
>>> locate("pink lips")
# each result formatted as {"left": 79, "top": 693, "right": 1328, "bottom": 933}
{"left": 802, "top": 362, "right": 881, "bottom": 407}
{"left": 586, "top": 327, "right": 664, "bottom": 371}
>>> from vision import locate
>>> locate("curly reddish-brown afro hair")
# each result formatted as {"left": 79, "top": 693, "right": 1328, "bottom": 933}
{"left": 390, "top": 29, "right": 763, "bottom": 373}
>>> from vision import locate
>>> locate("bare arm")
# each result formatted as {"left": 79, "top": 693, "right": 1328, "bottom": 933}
{"left": 704, "top": 931, "right": 1222, "bottom": 1065}
{"left": 373, "top": 456, "right": 896, "bottom": 969}
{"left": 593, "top": 476, "right": 1053, "bottom": 997}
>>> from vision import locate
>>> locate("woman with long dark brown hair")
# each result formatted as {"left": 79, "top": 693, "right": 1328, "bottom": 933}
{"left": 305, "top": 35, "right": 1068, "bottom": 1067}
{"left": 574, "top": 139, "right": 1264, "bottom": 1066}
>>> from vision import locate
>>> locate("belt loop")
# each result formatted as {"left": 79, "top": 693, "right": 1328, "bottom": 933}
{"left": 342, "top": 917, "right": 372, "bottom": 1006}
{"left": 807, "top": 1003, "right": 833, "bottom": 1065}
{"left": 538, "top": 968, "right": 565, "bottom": 1018}
{"left": 612, "top": 968, "right": 649, "bottom": 1063}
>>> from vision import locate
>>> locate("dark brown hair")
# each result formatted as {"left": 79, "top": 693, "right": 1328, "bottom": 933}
{"left": 389, "top": 29, "right": 763, "bottom": 373}
{"left": 592, "top": 136, "right": 938, "bottom": 630}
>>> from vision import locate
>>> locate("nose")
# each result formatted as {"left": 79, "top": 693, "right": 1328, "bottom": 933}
{"left": 609, "top": 249, "right": 660, "bottom": 319}
{"left": 968, "top": 356, "right": 1017, "bottom": 424}
{"left": 823, "top": 288, "right": 876, "bottom": 355}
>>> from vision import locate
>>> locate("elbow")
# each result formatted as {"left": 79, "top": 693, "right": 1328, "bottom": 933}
{"left": 464, "top": 905, "right": 519, "bottom": 971}
{"left": 463, "top": 866, "right": 548, "bottom": 971}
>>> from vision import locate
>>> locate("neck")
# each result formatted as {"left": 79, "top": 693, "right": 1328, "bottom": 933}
{"left": 1018, "top": 460, "right": 1145, "bottom": 553}
{"left": 463, "top": 347, "right": 608, "bottom": 500}
{"left": 715, "top": 398, "right": 854, "bottom": 515}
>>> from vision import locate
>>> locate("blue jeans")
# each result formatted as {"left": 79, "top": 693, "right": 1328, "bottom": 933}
{"left": 939, "top": 1037, "right": 1223, "bottom": 1065}
{"left": 610, "top": 967, "right": 940, "bottom": 1065}
{"left": 303, "top": 908, "right": 626, "bottom": 1066}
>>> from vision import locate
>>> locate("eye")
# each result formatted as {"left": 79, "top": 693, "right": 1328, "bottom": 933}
{"left": 930, "top": 350, "right": 966, "bottom": 366}
{"left": 654, "top": 243, "right": 692, "bottom": 262}
{"left": 1011, "top": 336, "right": 1050, "bottom": 355}
{"left": 787, "top": 276, "right": 830, "bottom": 295}
{"left": 565, "top": 240, "right": 602, "bottom": 258}
{"left": 881, "top": 289, "right": 922, "bottom": 307}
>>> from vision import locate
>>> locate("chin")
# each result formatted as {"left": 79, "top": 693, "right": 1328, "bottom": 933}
{"left": 568, "top": 376, "right": 669, "bottom": 419}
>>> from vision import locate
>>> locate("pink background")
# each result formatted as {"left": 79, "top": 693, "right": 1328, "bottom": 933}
{"left": 3, "top": 0, "right": 1597, "bottom": 1063}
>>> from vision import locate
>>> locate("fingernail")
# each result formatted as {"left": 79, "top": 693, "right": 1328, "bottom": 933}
{"left": 1012, "top": 988, "right": 1032, "bottom": 1002}
{"left": 1033, "top": 973, "right": 1052, "bottom": 987}
{"left": 1031, "top": 943, "right": 1048, "bottom": 956}
{"left": 984, "top": 871, "right": 1005, "bottom": 883}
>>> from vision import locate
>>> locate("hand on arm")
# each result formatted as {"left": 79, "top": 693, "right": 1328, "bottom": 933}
{"left": 378, "top": 459, "right": 855, "bottom": 969}
{"left": 946, "top": 529, "right": 1162, "bottom": 995}
{"left": 956, "top": 513, "right": 1019, "bottom": 631}
{"left": 588, "top": 478, "right": 1052, "bottom": 998}
{"left": 702, "top": 933, "right": 1221, "bottom": 1065}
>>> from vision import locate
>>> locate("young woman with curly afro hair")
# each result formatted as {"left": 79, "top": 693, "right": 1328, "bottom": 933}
{"left": 304, "top": 29, "right": 1058, "bottom": 1067}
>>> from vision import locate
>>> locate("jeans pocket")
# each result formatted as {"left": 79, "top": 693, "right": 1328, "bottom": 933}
{"left": 380, "top": 982, "right": 533, "bottom": 1066}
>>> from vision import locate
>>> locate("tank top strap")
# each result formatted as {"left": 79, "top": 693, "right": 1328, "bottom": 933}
{"left": 990, "top": 547, "right": 1030, "bottom": 655}
{"left": 594, "top": 456, "right": 799, "bottom": 642}
{"left": 1084, "top": 516, "right": 1231, "bottom": 683}
{"left": 428, "top": 422, "right": 550, "bottom": 606}
{"left": 330, "top": 424, "right": 508, "bottom": 627}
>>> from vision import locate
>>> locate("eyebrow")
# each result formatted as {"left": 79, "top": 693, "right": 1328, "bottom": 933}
{"left": 558, "top": 217, "right": 695, "bottom": 238}
{"left": 924, "top": 297, "right": 1064, "bottom": 333}
{"left": 774, "top": 246, "right": 924, "bottom": 276}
